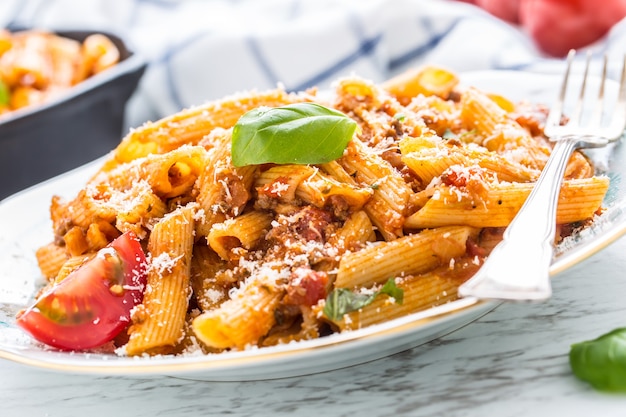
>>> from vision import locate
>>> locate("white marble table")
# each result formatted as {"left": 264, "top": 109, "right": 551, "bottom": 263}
{"left": 1, "top": 235, "right": 625, "bottom": 416}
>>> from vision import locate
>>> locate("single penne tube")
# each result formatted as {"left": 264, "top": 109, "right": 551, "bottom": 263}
{"left": 334, "top": 76, "right": 381, "bottom": 107}
{"left": 255, "top": 165, "right": 317, "bottom": 204}
{"left": 51, "top": 190, "right": 117, "bottom": 230}
{"left": 295, "top": 167, "right": 372, "bottom": 212}
{"left": 62, "top": 226, "right": 89, "bottom": 257}
{"left": 91, "top": 145, "right": 206, "bottom": 198}
{"left": 382, "top": 65, "right": 460, "bottom": 104}
{"left": 327, "top": 210, "right": 376, "bottom": 252}
{"left": 335, "top": 226, "right": 479, "bottom": 289}
{"left": 404, "top": 176, "right": 610, "bottom": 229}
{"left": 208, "top": 211, "right": 274, "bottom": 261}
{"left": 125, "top": 204, "right": 195, "bottom": 356}
{"left": 192, "top": 271, "right": 284, "bottom": 350}
{"left": 195, "top": 129, "right": 256, "bottom": 237}
{"left": 85, "top": 223, "right": 111, "bottom": 252}
{"left": 35, "top": 242, "right": 70, "bottom": 281}
{"left": 401, "top": 142, "right": 540, "bottom": 185}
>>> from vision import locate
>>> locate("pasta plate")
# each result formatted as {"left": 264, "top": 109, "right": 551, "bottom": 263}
{"left": 0, "top": 70, "right": 624, "bottom": 381}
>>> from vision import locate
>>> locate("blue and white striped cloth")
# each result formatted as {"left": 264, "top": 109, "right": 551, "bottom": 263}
{"left": 1, "top": 0, "right": 625, "bottom": 129}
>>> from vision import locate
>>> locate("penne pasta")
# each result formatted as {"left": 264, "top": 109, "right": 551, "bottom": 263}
{"left": 125, "top": 204, "right": 196, "bottom": 356}
{"left": 21, "top": 66, "right": 613, "bottom": 357}
{"left": 339, "top": 139, "right": 412, "bottom": 240}
{"left": 382, "top": 65, "right": 460, "bottom": 105}
{"left": 54, "top": 254, "right": 93, "bottom": 284}
{"left": 459, "top": 87, "right": 550, "bottom": 170}
{"left": 405, "top": 177, "right": 609, "bottom": 229}
{"left": 255, "top": 164, "right": 317, "bottom": 205}
{"left": 327, "top": 210, "right": 376, "bottom": 253}
{"left": 35, "top": 243, "right": 70, "bottom": 281}
{"left": 401, "top": 140, "right": 540, "bottom": 185}
{"left": 208, "top": 211, "right": 274, "bottom": 261}
{"left": 62, "top": 226, "right": 89, "bottom": 257}
{"left": 328, "top": 257, "right": 481, "bottom": 331}
{"left": 335, "top": 226, "right": 479, "bottom": 289}
{"left": 101, "top": 88, "right": 313, "bottom": 170}
{"left": 192, "top": 271, "right": 284, "bottom": 350}
{"left": 195, "top": 128, "right": 257, "bottom": 238}
{"left": 295, "top": 167, "right": 373, "bottom": 213}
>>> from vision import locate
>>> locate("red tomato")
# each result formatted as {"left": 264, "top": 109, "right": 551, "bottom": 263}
{"left": 520, "top": 0, "right": 626, "bottom": 57}
{"left": 16, "top": 231, "right": 147, "bottom": 351}
{"left": 475, "top": 0, "right": 521, "bottom": 23}
{"left": 286, "top": 267, "right": 329, "bottom": 307}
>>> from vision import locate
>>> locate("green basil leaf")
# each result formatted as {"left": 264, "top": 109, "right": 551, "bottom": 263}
{"left": 379, "top": 278, "right": 404, "bottom": 304}
{"left": 0, "top": 79, "right": 9, "bottom": 106}
{"left": 570, "top": 327, "right": 626, "bottom": 392}
{"left": 323, "top": 278, "right": 404, "bottom": 321}
{"left": 231, "top": 102, "right": 357, "bottom": 167}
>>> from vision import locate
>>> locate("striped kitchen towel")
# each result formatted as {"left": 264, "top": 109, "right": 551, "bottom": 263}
{"left": 1, "top": 0, "right": 625, "bottom": 128}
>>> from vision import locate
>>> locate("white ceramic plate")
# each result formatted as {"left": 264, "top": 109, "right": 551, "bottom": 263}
{"left": 1, "top": 71, "right": 624, "bottom": 381}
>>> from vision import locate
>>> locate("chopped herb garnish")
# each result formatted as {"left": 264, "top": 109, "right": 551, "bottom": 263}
{"left": 323, "top": 278, "right": 404, "bottom": 321}
{"left": 442, "top": 128, "right": 476, "bottom": 140}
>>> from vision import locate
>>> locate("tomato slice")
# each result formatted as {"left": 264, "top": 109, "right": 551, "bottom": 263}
{"left": 16, "top": 231, "right": 147, "bottom": 351}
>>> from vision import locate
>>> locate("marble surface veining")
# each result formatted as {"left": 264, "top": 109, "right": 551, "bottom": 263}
{"left": 1, "top": 237, "right": 626, "bottom": 417}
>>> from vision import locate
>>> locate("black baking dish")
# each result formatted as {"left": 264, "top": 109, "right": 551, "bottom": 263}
{"left": 0, "top": 29, "right": 146, "bottom": 200}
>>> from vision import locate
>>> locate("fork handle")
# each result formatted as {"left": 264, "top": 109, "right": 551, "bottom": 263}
{"left": 458, "top": 136, "right": 592, "bottom": 301}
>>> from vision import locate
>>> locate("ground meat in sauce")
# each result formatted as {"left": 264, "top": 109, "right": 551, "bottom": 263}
{"left": 325, "top": 194, "right": 351, "bottom": 220}
{"left": 291, "top": 206, "right": 334, "bottom": 242}
{"left": 216, "top": 171, "right": 250, "bottom": 216}
{"left": 263, "top": 205, "right": 338, "bottom": 260}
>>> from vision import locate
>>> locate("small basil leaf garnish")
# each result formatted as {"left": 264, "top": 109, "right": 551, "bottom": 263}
{"left": 569, "top": 327, "right": 626, "bottom": 392}
{"left": 231, "top": 102, "right": 358, "bottom": 167}
{"left": 323, "top": 278, "right": 404, "bottom": 321}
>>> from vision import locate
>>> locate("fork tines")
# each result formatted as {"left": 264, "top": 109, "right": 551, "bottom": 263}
{"left": 545, "top": 49, "right": 626, "bottom": 141}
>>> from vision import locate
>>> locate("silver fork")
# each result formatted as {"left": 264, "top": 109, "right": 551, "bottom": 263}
{"left": 458, "top": 50, "right": 626, "bottom": 301}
